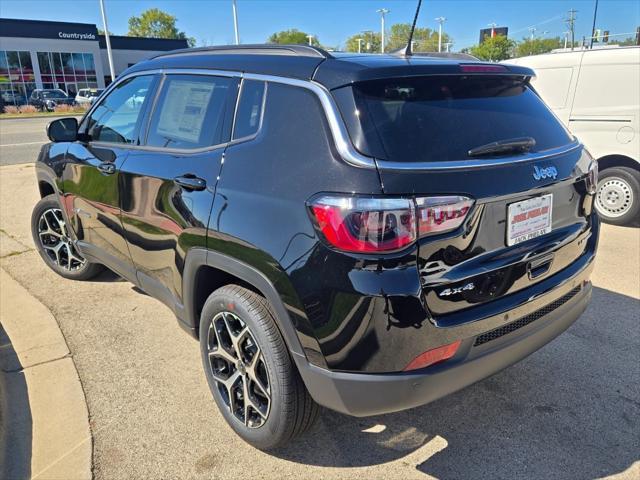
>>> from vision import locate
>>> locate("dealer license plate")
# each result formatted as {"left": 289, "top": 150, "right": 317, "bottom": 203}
{"left": 507, "top": 194, "right": 553, "bottom": 246}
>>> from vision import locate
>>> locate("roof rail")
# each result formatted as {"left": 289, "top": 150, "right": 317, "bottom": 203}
{"left": 152, "top": 44, "right": 334, "bottom": 60}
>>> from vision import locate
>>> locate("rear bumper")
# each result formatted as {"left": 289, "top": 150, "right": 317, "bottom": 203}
{"left": 295, "top": 266, "right": 593, "bottom": 417}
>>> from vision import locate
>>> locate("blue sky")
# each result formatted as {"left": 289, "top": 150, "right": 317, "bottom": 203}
{"left": 1, "top": 0, "right": 638, "bottom": 50}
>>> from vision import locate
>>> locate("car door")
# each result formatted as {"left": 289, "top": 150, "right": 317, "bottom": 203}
{"left": 61, "top": 74, "right": 159, "bottom": 282}
{"left": 118, "top": 72, "right": 239, "bottom": 309}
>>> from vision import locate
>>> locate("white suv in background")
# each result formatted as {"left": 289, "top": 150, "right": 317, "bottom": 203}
{"left": 509, "top": 47, "right": 640, "bottom": 225}
{"left": 75, "top": 88, "right": 105, "bottom": 105}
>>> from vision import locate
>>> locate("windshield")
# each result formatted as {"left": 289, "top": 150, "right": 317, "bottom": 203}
{"left": 42, "top": 90, "right": 68, "bottom": 99}
{"left": 335, "top": 75, "right": 573, "bottom": 163}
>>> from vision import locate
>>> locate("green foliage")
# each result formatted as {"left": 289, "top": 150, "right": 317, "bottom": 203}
{"left": 611, "top": 36, "right": 638, "bottom": 46}
{"left": 127, "top": 8, "right": 195, "bottom": 47}
{"left": 515, "top": 37, "right": 562, "bottom": 57}
{"left": 344, "top": 31, "right": 381, "bottom": 53}
{"left": 268, "top": 29, "right": 319, "bottom": 46}
{"left": 386, "top": 23, "right": 451, "bottom": 52}
{"left": 469, "top": 35, "right": 515, "bottom": 61}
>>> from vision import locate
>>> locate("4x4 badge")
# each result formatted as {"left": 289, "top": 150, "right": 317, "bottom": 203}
{"left": 438, "top": 282, "right": 475, "bottom": 297}
{"left": 533, "top": 165, "right": 558, "bottom": 180}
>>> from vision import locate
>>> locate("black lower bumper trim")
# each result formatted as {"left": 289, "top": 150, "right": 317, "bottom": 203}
{"left": 294, "top": 282, "right": 591, "bottom": 417}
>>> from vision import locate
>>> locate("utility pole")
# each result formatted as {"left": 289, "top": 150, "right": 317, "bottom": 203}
{"left": 566, "top": 8, "right": 578, "bottom": 50}
{"left": 376, "top": 8, "right": 390, "bottom": 53}
{"left": 356, "top": 38, "right": 364, "bottom": 53}
{"left": 529, "top": 26, "right": 537, "bottom": 41}
{"left": 589, "top": 0, "right": 599, "bottom": 48}
{"left": 232, "top": 0, "right": 240, "bottom": 45}
{"left": 307, "top": 35, "right": 314, "bottom": 46}
{"left": 98, "top": 0, "right": 115, "bottom": 82}
{"left": 435, "top": 17, "right": 446, "bottom": 52}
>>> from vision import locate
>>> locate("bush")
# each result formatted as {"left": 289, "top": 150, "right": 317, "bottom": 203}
{"left": 19, "top": 104, "right": 38, "bottom": 113}
{"left": 54, "top": 103, "right": 89, "bottom": 114}
{"left": 4, "top": 105, "right": 19, "bottom": 114}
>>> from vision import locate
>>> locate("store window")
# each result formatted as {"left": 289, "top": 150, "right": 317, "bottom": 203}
{"left": 36, "top": 51, "right": 98, "bottom": 94}
{"left": 0, "top": 50, "right": 36, "bottom": 106}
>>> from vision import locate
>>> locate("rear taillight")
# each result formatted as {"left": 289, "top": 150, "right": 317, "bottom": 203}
{"left": 309, "top": 195, "right": 474, "bottom": 253}
{"left": 310, "top": 196, "right": 416, "bottom": 253}
{"left": 416, "top": 196, "right": 474, "bottom": 236}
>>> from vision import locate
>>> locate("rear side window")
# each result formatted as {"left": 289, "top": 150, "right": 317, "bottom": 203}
{"left": 337, "top": 75, "right": 573, "bottom": 163}
{"left": 146, "top": 75, "right": 236, "bottom": 150}
{"left": 232, "top": 80, "right": 266, "bottom": 140}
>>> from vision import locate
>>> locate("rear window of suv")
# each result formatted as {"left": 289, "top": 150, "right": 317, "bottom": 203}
{"left": 335, "top": 75, "right": 573, "bottom": 163}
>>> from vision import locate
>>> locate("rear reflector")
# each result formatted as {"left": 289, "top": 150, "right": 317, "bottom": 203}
{"left": 403, "top": 340, "right": 461, "bottom": 371}
{"left": 460, "top": 64, "right": 508, "bottom": 73}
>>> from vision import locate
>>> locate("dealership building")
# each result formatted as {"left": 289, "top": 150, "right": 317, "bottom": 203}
{"left": 0, "top": 18, "right": 188, "bottom": 104}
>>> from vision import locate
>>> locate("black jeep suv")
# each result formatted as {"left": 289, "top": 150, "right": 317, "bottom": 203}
{"left": 32, "top": 45, "right": 599, "bottom": 449}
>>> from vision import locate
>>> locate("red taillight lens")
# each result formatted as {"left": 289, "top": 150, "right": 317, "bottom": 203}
{"left": 310, "top": 196, "right": 416, "bottom": 253}
{"left": 416, "top": 196, "right": 474, "bottom": 237}
{"left": 403, "top": 340, "right": 461, "bottom": 371}
{"left": 309, "top": 195, "right": 474, "bottom": 253}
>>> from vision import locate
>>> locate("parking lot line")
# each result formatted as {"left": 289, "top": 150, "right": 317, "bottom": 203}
{"left": 0, "top": 141, "right": 47, "bottom": 147}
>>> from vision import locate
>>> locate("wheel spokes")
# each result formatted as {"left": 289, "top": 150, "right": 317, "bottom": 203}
{"left": 206, "top": 311, "right": 271, "bottom": 428}
{"left": 37, "top": 208, "right": 86, "bottom": 271}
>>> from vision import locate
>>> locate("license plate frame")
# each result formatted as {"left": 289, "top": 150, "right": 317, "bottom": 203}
{"left": 506, "top": 194, "right": 553, "bottom": 246}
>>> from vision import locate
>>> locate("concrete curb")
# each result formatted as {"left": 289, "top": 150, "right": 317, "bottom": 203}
{"left": 0, "top": 267, "right": 92, "bottom": 480}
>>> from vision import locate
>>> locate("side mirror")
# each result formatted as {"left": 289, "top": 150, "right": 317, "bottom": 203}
{"left": 47, "top": 117, "right": 78, "bottom": 142}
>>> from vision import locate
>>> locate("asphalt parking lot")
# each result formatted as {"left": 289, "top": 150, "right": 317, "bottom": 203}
{"left": 0, "top": 119, "right": 639, "bottom": 479}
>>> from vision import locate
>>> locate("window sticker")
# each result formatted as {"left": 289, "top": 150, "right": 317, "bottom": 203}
{"left": 157, "top": 80, "right": 215, "bottom": 144}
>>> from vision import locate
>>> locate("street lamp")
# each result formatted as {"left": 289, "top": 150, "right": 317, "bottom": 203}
{"left": 435, "top": 17, "right": 446, "bottom": 52}
{"left": 376, "top": 8, "right": 390, "bottom": 53}
{"left": 356, "top": 38, "right": 364, "bottom": 53}
{"left": 98, "top": 0, "right": 115, "bottom": 82}
{"left": 307, "top": 34, "right": 315, "bottom": 46}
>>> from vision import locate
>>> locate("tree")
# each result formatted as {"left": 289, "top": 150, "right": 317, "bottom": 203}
{"left": 127, "top": 8, "right": 195, "bottom": 47}
{"left": 515, "top": 37, "right": 562, "bottom": 57}
{"left": 344, "top": 31, "right": 381, "bottom": 53}
{"left": 386, "top": 23, "right": 451, "bottom": 52}
{"left": 97, "top": 28, "right": 113, "bottom": 36}
{"left": 469, "top": 35, "right": 515, "bottom": 61}
{"left": 268, "top": 29, "right": 319, "bottom": 46}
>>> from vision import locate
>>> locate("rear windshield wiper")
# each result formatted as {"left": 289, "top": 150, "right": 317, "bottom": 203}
{"left": 468, "top": 137, "right": 536, "bottom": 157}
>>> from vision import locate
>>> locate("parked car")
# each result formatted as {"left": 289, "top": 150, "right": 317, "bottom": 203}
{"left": 508, "top": 47, "right": 640, "bottom": 225}
{"left": 29, "top": 89, "right": 74, "bottom": 111}
{"left": 33, "top": 45, "right": 599, "bottom": 450}
{"left": 75, "top": 88, "right": 105, "bottom": 105}
{"left": 1, "top": 88, "right": 25, "bottom": 105}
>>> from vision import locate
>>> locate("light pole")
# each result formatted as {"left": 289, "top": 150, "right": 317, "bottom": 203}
{"left": 487, "top": 22, "right": 497, "bottom": 38}
{"left": 529, "top": 26, "right": 537, "bottom": 40}
{"left": 307, "top": 34, "right": 314, "bottom": 46}
{"left": 589, "top": 0, "right": 599, "bottom": 48}
{"left": 356, "top": 38, "right": 364, "bottom": 53}
{"left": 376, "top": 8, "right": 390, "bottom": 53}
{"left": 435, "top": 17, "right": 446, "bottom": 52}
{"left": 232, "top": 0, "right": 240, "bottom": 45}
{"left": 98, "top": 0, "right": 115, "bottom": 82}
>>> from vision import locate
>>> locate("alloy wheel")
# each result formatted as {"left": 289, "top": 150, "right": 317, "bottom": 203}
{"left": 37, "top": 208, "right": 86, "bottom": 270}
{"left": 595, "top": 177, "right": 633, "bottom": 218}
{"left": 206, "top": 311, "right": 271, "bottom": 428}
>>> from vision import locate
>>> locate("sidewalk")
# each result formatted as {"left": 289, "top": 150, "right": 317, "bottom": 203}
{"left": 0, "top": 267, "right": 91, "bottom": 480}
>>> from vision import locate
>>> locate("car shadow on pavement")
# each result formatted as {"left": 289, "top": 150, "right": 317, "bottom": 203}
{"left": 272, "top": 287, "right": 640, "bottom": 479}
{"left": 0, "top": 324, "right": 32, "bottom": 480}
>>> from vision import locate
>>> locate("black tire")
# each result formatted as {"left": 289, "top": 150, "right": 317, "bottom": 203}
{"left": 595, "top": 167, "right": 640, "bottom": 226}
{"left": 199, "top": 284, "right": 320, "bottom": 450}
{"left": 31, "top": 194, "right": 104, "bottom": 280}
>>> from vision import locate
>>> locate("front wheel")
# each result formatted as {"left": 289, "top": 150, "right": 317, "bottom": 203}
{"left": 595, "top": 167, "right": 640, "bottom": 226}
{"left": 199, "top": 285, "right": 319, "bottom": 450}
{"left": 31, "top": 194, "right": 103, "bottom": 280}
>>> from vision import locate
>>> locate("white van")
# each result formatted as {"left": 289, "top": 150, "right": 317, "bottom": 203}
{"left": 508, "top": 47, "right": 640, "bottom": 225}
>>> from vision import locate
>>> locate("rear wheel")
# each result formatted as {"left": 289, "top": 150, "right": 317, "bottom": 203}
{"left": 199, "top": 285, "right": 319, "bottom": 450}
{"left": 595, "top": 167, "right": 640, "bottom": 226}
{"left": 31, "top": 194, "right": 103, "bottom": 280}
